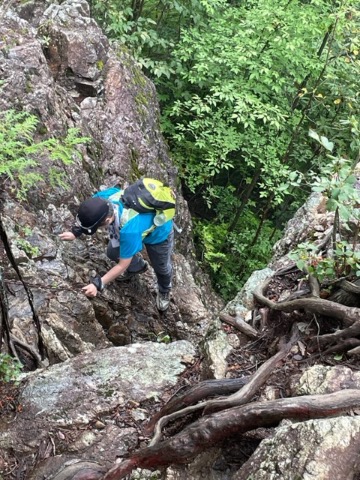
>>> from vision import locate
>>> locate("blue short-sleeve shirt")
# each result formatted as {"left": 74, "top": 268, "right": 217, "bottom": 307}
{"left": 93, "top": 187, "right": 172, "bottom": 259}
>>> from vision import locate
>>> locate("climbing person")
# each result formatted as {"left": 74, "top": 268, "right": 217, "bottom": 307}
{"left": 59, "top": 179, "right": 175, "bottom": 312}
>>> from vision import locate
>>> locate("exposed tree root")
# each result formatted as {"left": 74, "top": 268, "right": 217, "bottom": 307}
{"left": 328, "top": 279, "right": 360, "bottom": 307}
{"left": 101, "top": 390, "right": 360, "bottom": 480}
{"left": 254, "top": 283, "right": 360, "bottom": 328}
{"left": 348, "top": 346, "right": 360, "bottom": 356}
{"left": 254, "top": 269, "right": 360, "bottom": 353}
{"left": 254, "top": 275, "right": 360, "bottom": 328}
{"left": 322, "top": 338, "right": 360, "bottom": 356}
{"left": 10, "top": 334, "right": 46, "bottom": 368}
{"left": 0, "top": 273, "right": 45, "bottom": 367}
{"left": 312, "top": 321, "right": 360, "bottom": 349}
{"left": 0, "top": 217, "right": 47, "bottom": 359}
{"left": 145, "top": 376, "right": 250, "bottom": 435}
{"left": 148, "top": 334, "right": 295, "bottom": 447}
{"left": 202, "top": 335, "right": 295, "bottom": 415}
{"left": 338, "top": 280, "right": 360, "bottom": 295}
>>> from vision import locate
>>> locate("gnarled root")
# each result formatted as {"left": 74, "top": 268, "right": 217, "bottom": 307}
{"left": 102, "top": 390, "right": 360, "bottom": 480}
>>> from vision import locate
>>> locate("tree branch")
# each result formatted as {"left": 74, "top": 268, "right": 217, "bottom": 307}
{"left": 219, "top": 313, "right": 259, "bottom": 339}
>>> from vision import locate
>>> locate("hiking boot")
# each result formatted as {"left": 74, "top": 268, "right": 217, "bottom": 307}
{"left": 156, "top": 291, "right": 170, "bottom": 311}
{"left": 116, "top": 261, "right": 148, "bottom": 282}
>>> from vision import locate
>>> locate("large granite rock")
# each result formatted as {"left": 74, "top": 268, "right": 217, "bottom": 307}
{"left": 0, "top": 341, "right": 196, "bottom": 479}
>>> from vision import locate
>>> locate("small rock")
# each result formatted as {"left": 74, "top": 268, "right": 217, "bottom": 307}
{"left": 94, "top": 421, "right": 106, "bottom": 429}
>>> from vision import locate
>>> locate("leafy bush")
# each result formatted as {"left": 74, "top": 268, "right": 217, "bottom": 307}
{"left": 289, "top": 133, "right": 360, "bottom": 282}
{"left": 290, "top": 240, "right": 360, "bottom": 282}
{"left": 0, "top": 353, "right": 23, "bottom": 383}
{"left": 88, "top": 0, "right": 208, "bottom": 78}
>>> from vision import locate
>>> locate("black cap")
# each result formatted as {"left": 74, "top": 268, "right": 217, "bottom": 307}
{"left": 76, "top": 197, "right": 110, "bottom": 235}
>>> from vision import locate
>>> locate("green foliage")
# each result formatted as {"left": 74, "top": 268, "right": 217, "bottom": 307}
{"left": 334, "top": 353, "right": 343, "bottom": 361}
{"left": 290, "top": 240, "right": 360, "bottom": 282}
{"left": 48, "top": 168, "right": 69, "bottom": 191}
{"left": 16, "top": 238, "right": 40, "bottom": 258}
{"left": 156, "top": 331, "right": 171, "bottom": 344}
{"left": 0, "top": 110, "right": 89, "bottom": 198}
{"left": 89, "top": 0, "right": 212, "bottom": 78}
{"left": 311, "top": 159, "right": 359, "bottom": 223}
{"left": 0, "top": 353, "right": 23, "bottom": 383}
{"left": 163, "top": 0, "right": 359, "bottom": 201}
{"left": 289, "top": 139, "right": 360, "bottom": 282}
{"left": 194, "top": 211, "right": 280, "bottom": 300}
{"left": 90, "top": 0, "right": 360, "bottom": 299}
{"left": 14, "top": 225, "right": 40, "bottom": 258}
{"left": 146, "top": 331, "right": 172, "bottom": 343}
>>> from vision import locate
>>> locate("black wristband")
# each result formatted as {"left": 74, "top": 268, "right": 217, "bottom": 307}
{"left": 90, "top": 274, "right": 104, "bottom": 292}
{"left": 71, "top": 225, "right": 83, "bottom": 238}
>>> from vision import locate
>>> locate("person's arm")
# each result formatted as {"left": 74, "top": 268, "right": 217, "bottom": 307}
{"left": 82, "top": 257, "right": 132, "bottom": 297}
{"left": 102, "top": 258, "right": 132, "bottom": 284}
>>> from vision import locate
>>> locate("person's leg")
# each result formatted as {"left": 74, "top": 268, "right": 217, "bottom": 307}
{"left": 146, "top": 230, "right": 174, "bottom": 311}
{"left": 145, "top": 229, "right": 174, "bottom": 292}
{"left": 106, "top": 243, "right": 147, "bottom": 272}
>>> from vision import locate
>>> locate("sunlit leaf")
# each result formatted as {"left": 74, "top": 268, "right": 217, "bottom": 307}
{"left": 308, "top": 129, "right": 320, "bottom": 142}
{"left": 320, "top": 136, "right": 334, "bottom": 152}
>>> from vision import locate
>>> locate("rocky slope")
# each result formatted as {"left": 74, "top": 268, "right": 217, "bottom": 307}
{"left": 0, "top": 0, "right": 223, "bottom": 365}
{"left": 1, "top": 1, "right": 360, "bottom": 480}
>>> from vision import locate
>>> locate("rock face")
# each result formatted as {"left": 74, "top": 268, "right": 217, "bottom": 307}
{"left": 0, "top": 0, "right": 222, "bottom": 367}
{"left": 233, "top": 365, "right": 360, "bottom": 480}
{"left": 0, "top": 2, "right": 224, "bottom": 477}
{"left": 234, "top": 416, "right": 360, "bottom": 480}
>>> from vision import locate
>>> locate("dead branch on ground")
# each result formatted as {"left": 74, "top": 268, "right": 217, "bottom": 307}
{"left": 219, "top": 313, "right": 259, "bottom": 339}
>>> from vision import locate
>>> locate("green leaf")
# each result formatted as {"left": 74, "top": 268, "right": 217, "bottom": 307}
{"left": 308, "top": 129, "right": 320, "bottom": 142}
{"left": 320, "top": 136, "right": 334, "bottom": 152}
{"left": 296, "top": 259, "right": 306, "bottom": 271}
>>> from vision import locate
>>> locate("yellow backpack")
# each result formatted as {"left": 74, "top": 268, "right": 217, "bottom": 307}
{"left": 121, "top": 178, "right": 176, "bottom": 226}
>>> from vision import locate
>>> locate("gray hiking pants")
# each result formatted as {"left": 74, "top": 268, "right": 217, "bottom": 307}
{"left": 107, "top": 229, "right": 174, "bottom": 293}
